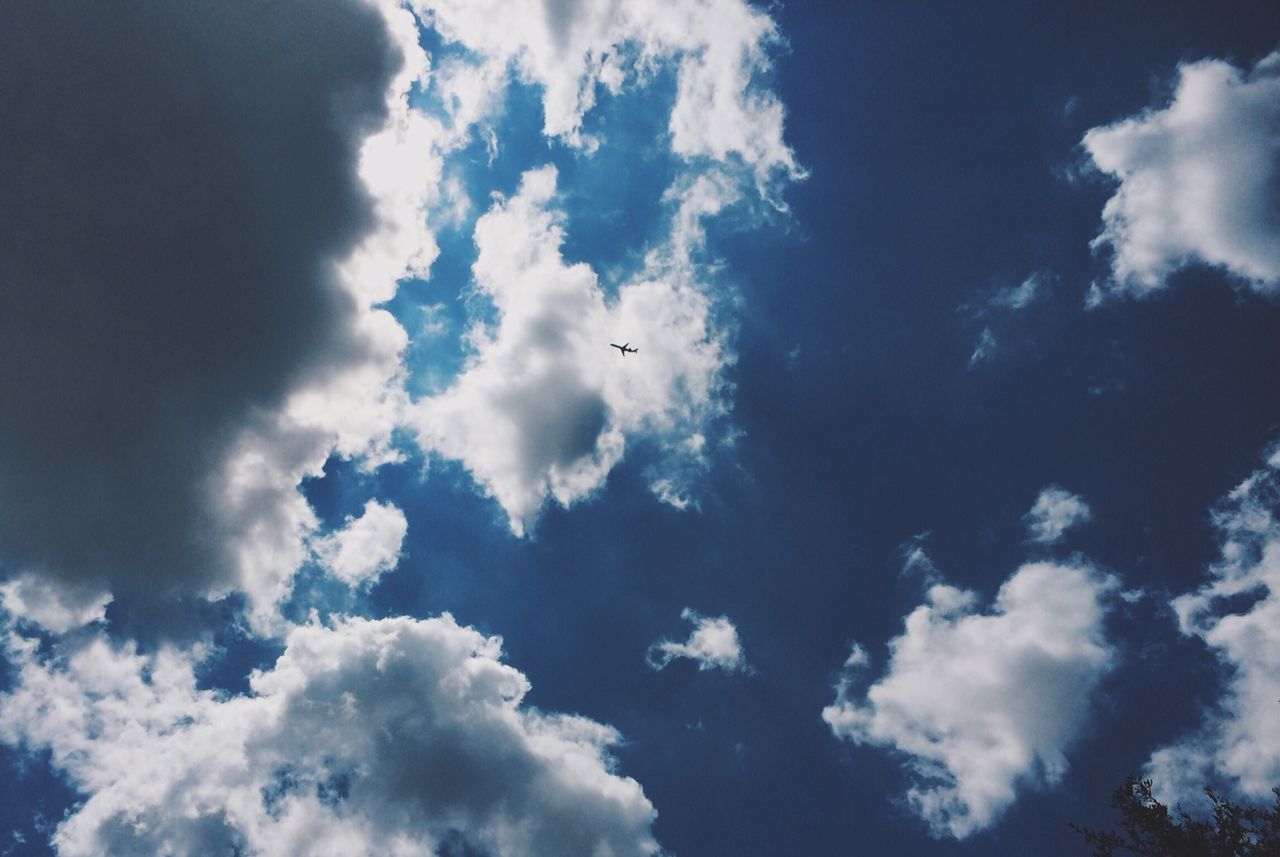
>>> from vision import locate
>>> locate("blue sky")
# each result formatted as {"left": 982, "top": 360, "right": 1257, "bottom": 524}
{"left": 2, "top": 1, "right": 1280, "bottom": 855}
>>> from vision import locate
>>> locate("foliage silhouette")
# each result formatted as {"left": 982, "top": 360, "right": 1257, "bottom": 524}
{"left": 1071, "top": 777, "right": 1280, "bottom": 856}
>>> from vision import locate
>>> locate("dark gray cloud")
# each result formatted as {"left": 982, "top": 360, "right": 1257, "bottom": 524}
{"left": 0, "top": 1, "right": 401, "bottom": 605}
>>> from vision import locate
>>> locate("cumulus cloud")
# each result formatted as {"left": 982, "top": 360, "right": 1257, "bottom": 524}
{"left": 1024, "top": 486, "right": 1093, "bottom": 545}
{"left": 1144, "top": 444, "right": 1280, "bottom": 804}
{"left": 413, "top": 0, "right": 803, "bottom": 188}
{"left": 647, "top": 608, "right": 748, "bottom": 673}
{"left": 313, "top": 500, "right": 409, "bottom": 588}
{"left": 0, "top": 0, "right": 414, "bottom": 625}
{"left": 404, "top": 0, "right": 805, "bottom": 533}
{"left": 823, "top": 563, "right": 1117, "bottom": 839}
{"left": 0, "top": 614, "right": 660, "bottom": 857}
{"left": 413, "top": 166, "right": 731, "bottom": 534}
{"left": 1083, "top": 50, "right": 1280, "bottom": 298}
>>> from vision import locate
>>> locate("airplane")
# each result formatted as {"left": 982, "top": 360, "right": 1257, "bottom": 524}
{"left": 610, "top": 342, "right": 638, "bottom": 356}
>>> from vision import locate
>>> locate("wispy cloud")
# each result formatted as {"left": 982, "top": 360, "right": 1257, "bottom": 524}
{"left": 968, "top": 326, "right": 997, "bottom": 368}
{"left": 990, "top": 271, "right": 1054, "bottom": 311}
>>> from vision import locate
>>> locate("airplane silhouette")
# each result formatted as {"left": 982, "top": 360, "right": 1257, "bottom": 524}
{"left": 610, "top": 342, "right": 638, "bottom": 356}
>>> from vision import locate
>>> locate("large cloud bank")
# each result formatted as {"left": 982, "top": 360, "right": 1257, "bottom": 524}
{"left": 0, "top": 0, "right": 430, "bottom": 630}
{"left": 0, "top": 0, "right": 801, "bottom": 626}
{"left": 0, "top": 615, "right": 659, "bottom": 857}
{"left": 1083, "top": 50, "right": 1280, "bottom": 298}
{"left": 0, "top": 1, "right": 801, "bottom": 851}
{"left": 1145, "top": 445, "right": 1280, "bottom": 804}
{"left": 823, "top": 563, "right": 1117, "bottom": 839}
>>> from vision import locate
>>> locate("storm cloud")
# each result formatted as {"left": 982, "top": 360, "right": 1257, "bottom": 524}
{"left": 0, "top": 1, "right": 403, "bottom": 607}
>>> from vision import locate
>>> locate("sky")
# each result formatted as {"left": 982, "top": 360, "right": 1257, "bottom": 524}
{"left": 1, "top": 1, "right": 1279, "bottom": 855}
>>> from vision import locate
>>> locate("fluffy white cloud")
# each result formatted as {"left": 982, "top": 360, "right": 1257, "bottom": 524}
{"left": 1083, "top": 50, "right": 1280, "bottom": 298}
{"left": 1145, "top": 445, "right": 1280, "bottom": 804}
{"left": 412, "top": 0, "right": 802, "bottom": 187}
{"left": 0, "top": 574, "right": 110, "bottom": 634}
{"left": 1024, "top": 486, "right": 1093, "bottom": 545}
{"left": 413, "top": 165, "right": 731, "bottom": 534}
{"left": 313, "top": 500, "right": 409, "bottom": 588}
{"left": 0, "top": 614, "right": 660, "bottom": 857}
{"left": 823, "top": 563, "right": 1117, "bottom": 839}
{"left": 647, "top": 608, "right": 747, "bottom": 673}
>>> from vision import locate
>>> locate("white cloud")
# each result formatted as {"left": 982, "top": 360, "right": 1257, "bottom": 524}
{"left": 0, "top": 574, "right": 110, "bottom": 634}
{"left": 823, "top": 563, "right": 1117, "bottom": 839}
{"left": 412, "top": 0, "right": 802, "bottom": 188}
{"left": 1083, "top": 50, "right": 1280, "bottom": 298}
{"left": 0, "top": 614, "right": 660, "bottom": 857}
{"left": 647, "top": 608, "right": 748, "bottom": 673}
{"left": 413, "top": 165, "right": 731, "bottom": 535}
{"left": 313, "top": 500, "right": 409, "bottom": 588}
{"left": 1145, "top": 444, "right": 1280, "bottom": 804}
{"left": 0, "top": 0, "right": 800, "bottom": 642}
{"left": 1024, "top": 486, "right": 1093, "bottom": 545}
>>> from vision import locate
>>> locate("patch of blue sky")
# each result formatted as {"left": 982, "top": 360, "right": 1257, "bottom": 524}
{"left": 552, "top": 68, "right": 682, "bottom": 291}
{"left": 0, "top": 745, "right": 79, "bottom": 857}
{"left": 384, "top": 79, "right": 548, "bottom": 400}
{"left": 297, "top": 450, "right": 512, "bottom": 625}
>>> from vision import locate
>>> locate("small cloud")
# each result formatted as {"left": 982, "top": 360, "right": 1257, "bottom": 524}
{"left": 1060, "top": 95, "right": 1082, "bottom": 121}
{"left": 843, "top": 642, "right": 871, "bottom": 670}
{"left": 968, "top": 327, "right": 997, "bottom": 368}
{"left": 1024, "top": 486, "right": 1093, "bottom": 545}
{"left": 1119, "top": 588, "right": 1145, "bottom": 604}
{"left": 417, "top": 303, "right": 450, "bottom": 338}
{"left": 648, "top": 477, "right": 696, "bottom": 511}
{"left": 312, "top": 499, "right": 408, "bottom": 588}
{"left": 647, "top": 608, "right": 748, "bottom": 673}
{"left": 990, "top": 271, "right": 1054, "bottom": 311}
{"left": 1087, "top": 379, "right": 1126, "bottom": 397}
{"left": 786, "top": 343, "right": 801, "bottom": 369}
{"left": 1083, "top": 281, "right": 1107, "bottom": 310}
{"left": 899, "top": 532, "right": 942, "bottom": 585}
